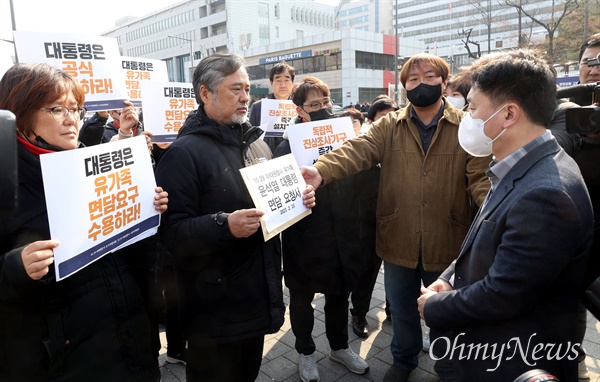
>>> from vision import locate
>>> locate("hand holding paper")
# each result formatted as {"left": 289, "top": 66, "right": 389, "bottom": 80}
{"left": 21, "top": 240, "right": 59, "bottom": 281}
{"left": 229, "top": 208, "right": 265, "bottom": 238}
{"left": 302, "top": 184, "right": 316, "bottom": 208}
{"left": 153, "top": 186, "right": 169, "bottom": 213}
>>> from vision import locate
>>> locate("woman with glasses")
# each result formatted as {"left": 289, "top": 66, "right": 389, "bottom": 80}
{"left": 0, "top": 63, "right": 167, "bottom": 381}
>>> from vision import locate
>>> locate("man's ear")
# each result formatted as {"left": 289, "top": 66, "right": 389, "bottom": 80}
{"left": 296, "top": 105, "right": 309, "bottom": 121}
{"left": 503, "top": 103, "right": 520, "bottom": 129}
{"left": 199, "top": 85, "right": 211, "bottom": 104}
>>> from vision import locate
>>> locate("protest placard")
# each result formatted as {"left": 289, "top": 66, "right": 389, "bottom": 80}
{"left": 13, "top": 31, "right": 128, "bottom": 111}
{"left": 40, "top": 136, "right": 159, "bottom": 281}
{"left": 141, "top": 81, "right": 197, "bottom": 143}
{"left": 239, "top": 154, "right": 311, "bottom": 241}
{"left": 286, "top": 116, "right": 356, "bottom": 167}
{"left": 120, "top": 56, "right": 168, "bottom": 108}
{"left": 259, "top": 99, "right": 297, "bottom": 138}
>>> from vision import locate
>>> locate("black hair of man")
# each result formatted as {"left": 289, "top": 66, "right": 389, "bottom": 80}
{"left": 470, "top": 49, "right": 557, "bottom": 128}
{"left": 291, "top": 76, "right": 330, "bottom": 107}
{"left": 269, "top": 61, "right": 296, "bottom": 82}
{"left": 367, "top": 95, "right": 398, "bottom": 122}
{"left": 579, "top": 32, "right": 600, "bottom": 62}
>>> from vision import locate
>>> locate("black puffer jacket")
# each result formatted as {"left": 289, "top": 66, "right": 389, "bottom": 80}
{"left": 274, "top": 119, "right": 363, "bottom": 294}
{"left": 155, "top": 108, "right": 284, "bottom": 345}
{"left": 0, "top": 143, "right": 159, "bottom": 382}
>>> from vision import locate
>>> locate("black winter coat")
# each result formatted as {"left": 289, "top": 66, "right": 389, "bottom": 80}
{"left": 274, "top": 132, "right": 363, "bottom": 294}
{"left": 249, "top": 93, "right": 284, "bottom": 154}
{"left": 155, "top": 108, "right": 285, "bottom": 345}
{"left": 0, "top": 143, "right": 159, "bottom": 382}
{"left": 79, "top": 115, "right": 144, "bottom": 147}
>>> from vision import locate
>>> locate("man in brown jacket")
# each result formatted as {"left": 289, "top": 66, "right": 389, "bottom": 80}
{"left": 301, "top": 53, "right": 490, "bottom": 382}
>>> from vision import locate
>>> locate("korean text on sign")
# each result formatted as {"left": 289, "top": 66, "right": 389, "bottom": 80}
{"left": 83, "top": 148, "right": 141, "bottom": 241}
{"left": 303, "top": 124, "right": 348, "bottom": 156}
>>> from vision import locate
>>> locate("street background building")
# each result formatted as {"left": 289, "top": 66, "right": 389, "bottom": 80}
{"left": 97, "top": 0, "right": 584, "bottom": 107}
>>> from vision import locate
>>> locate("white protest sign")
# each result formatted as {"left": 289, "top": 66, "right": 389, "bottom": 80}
{"left": 141, "top": 81, "right": 197, "bottom": 143}
{"left": 120, "top": 56, "right": 169, "bottom": 108}
{"left": 14, "top": 31, "right": 128, "bottom": 111}
{"left": 40, "top": 136, "right": 159, "bottom": 281}
{"left": 239, "top": 154, "right": 311, "bottom": 241}
{"left": 259, "top": 99, "right": 297, "bottom": 138}
{"left": 286, "top": 117, "right": 356, "bottom": 167}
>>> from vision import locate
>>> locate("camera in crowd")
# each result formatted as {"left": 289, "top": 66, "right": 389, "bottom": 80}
{"left": 565, "top": 84, "right": 599, "bottom": 135}
{"left": 0, "top": 110, "right": 17, "bottom": 215}
{"left": 558, "top": 53, "right": 599, "bottom": 135}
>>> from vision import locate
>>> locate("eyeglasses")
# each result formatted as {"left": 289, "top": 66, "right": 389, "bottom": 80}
{"left": 40, "top": 106, "right": 87, "bottom": 121}
{"left": 302, "top": 98, "right": 332, "bottom": 112}
{"left": 580, "top": 54, "right": 600, "bottom": 68}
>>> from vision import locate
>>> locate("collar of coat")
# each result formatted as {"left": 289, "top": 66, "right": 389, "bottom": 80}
{"left": 177, "top": 107, "right": 263, "bottom": 147}
{"left": 396, "top": 97, "right": 464, "bottom": 126}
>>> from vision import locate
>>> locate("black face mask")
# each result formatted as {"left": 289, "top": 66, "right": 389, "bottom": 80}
{"left": 406, "top": 83, "right": 442, "bottom": 107}
{"left": 34, "top": 134, "right": 65, "bottom": 152}
{"left": 308, "top": 107, "right": 334, "bottom": 121}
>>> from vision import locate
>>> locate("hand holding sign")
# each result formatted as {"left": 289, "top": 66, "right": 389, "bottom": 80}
{"left": 239, "top": 154, "right": 312, "bottom": 241}
{"left": 229, "top": 208, "right": 265, "bottom": 238}
{"left": 21, "top": 240, "right": 59, "bottom": 281}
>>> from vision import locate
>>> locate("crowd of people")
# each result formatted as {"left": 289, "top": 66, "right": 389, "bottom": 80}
{"left": 0, "top": 31, "right": 599, "bottom": 382}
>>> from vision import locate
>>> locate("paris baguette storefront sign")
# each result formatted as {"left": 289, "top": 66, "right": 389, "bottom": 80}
{"left": 259, "top": 50, "right": 312, "bottom": 65}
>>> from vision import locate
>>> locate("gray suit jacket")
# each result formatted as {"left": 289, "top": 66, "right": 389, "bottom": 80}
{"left": 424, "top": 138, "right": 593, "bottom": 382}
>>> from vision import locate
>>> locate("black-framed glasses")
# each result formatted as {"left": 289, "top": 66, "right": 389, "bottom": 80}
{"left": 302, "top": 98, "right": 332, "bottom": 112}
{"left": 40, "top": 106, "right": 87, "bottom": 121}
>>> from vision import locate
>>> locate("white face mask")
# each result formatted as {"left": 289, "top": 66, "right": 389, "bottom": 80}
{"left": 447, "top": 96, "right": 466, "bottom": 110}
{"left": 458, "top": 104, "right": 508, "bottom": 157}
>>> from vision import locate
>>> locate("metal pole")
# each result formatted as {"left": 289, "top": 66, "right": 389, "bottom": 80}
{"left": 9, "top": 0, "right": 18, "bottom": 61}
{"left": 394, "top": 0, "right": 399, "bottom": 105}
{"left": 189, "top": 40, "right": 194, "bottom": 81}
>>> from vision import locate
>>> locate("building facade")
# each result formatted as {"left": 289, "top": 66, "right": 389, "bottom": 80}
{"left": 99, "top": 0, "right": 576, "bottom": 103}
{"left": 243, "top": 28, "right": 400, "bottom": 107}
{"left": 335, "top": 0, "right": 394, "bottom": 35}
{"left": 394, "top": 0, "right": 557, "bottom": 72}
{"left": 103, "top": 0, "right": 336, "bottom": 82}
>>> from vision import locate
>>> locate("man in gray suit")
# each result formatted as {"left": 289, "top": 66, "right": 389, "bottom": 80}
{"left": 418, "top": 49, "right": 594, "bottom": 382}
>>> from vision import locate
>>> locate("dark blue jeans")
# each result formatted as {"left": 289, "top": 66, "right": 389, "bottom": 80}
{"left": 384, "top": 259, "right": 453, "bottom": 378}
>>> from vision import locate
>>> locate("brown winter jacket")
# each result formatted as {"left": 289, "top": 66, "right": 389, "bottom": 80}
{"left": 314, "top": 100, "right": 491, "bottom": 271}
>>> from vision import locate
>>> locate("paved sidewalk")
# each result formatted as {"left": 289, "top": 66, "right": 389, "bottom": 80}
{"left": 159, "top": 270, "right": 600, "bottom": 381}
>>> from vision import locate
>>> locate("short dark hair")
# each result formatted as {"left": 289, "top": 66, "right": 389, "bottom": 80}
{"left": 367, "top": 95, "right": 398, "bottom": 122}
{"left": 447, "top": 71, "right": 472, "bottom": 100}
{"left": 269, "top": 61, "right": 295, "bottom": 82}
{"left": 579, "top": 32, "right": 600, "bottom": 62}
{"left": 291, "top": 76, "right": 330, "bottom": 107}
{"left": 193, "top": 53, "right": 246, "bottom": 106}
{"left": 400, "top": 53, "right": 450, "bottom": 87}
{"left": 339, "top": 108, "right": 364, "bottom": 124}
{"left": 470, "top": 49, "right": 557, "bottom": 127}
